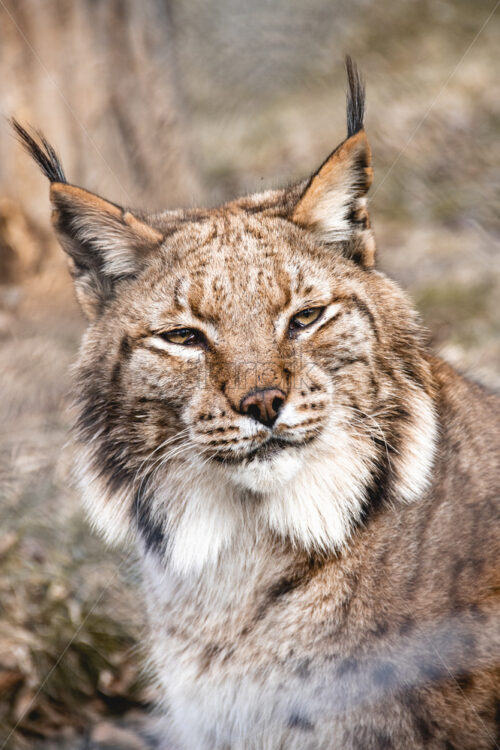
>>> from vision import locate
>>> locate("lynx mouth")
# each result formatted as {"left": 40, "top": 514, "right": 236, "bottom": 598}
{"left": 212, "top": 434, "right": 316, "bottom": 465}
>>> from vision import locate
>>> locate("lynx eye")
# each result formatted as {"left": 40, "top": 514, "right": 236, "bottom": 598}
{"left": 158, "top": 328, "right": 206, "bottom": 347}
{"left": 289, "top": 306, "right": 325, "bottom": 332}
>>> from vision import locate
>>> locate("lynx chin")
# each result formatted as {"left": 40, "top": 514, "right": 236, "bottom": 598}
{"left": 15, "top": 57, "right": 500, "bottom": 750}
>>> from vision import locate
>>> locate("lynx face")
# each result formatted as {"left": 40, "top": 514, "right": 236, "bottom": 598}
{"left": 104, "top": 212, "right": 378, "bottom": 491}
{"left": 14, "top": 62, "right": 437, "bottom": 574}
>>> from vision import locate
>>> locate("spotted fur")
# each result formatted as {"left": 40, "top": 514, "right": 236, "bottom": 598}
{"left": 15, "top": 59, "right": 500, "bottom": 749}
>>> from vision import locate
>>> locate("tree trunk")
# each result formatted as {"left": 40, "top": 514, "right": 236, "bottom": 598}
{"left": 0, "top": 0, "right": 200, "bottom": 281}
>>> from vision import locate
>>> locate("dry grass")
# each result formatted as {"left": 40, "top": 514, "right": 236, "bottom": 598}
{"left": 0, "top": 283, "right": 157, "bottom": 747}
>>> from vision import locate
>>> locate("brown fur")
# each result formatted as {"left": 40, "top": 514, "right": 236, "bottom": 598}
{"left": 13, "top": 59, "right": 500, "bottom": 749}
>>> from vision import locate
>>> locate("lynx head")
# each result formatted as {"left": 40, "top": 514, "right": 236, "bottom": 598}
{"left": 15, "top": 59, "right": 437, "bottom": 575}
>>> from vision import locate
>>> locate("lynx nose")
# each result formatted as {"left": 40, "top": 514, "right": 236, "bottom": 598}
{"left": 239, "top": 388, "right": 286, "bottom": 428}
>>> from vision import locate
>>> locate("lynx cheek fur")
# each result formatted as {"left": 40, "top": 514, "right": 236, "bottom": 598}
{"left": 15, "top": 58, "right": 500, "bottom": 749}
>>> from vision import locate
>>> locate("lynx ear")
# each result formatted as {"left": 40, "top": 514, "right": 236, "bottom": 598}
{"left": 12, "top": 120, "right": 163, "bottom": 319}
{"left": 50, "top": 183, "right": 163, "bottom": 318}
{"left": 292, "top": 57, "right": 375, "bottom": 267}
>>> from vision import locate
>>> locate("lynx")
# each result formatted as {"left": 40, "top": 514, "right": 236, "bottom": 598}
{"left": 15, "top": 59, "right": 500, "bottom": 749}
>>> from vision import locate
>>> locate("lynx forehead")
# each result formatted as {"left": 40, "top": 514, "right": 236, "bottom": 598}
{"left": 15, "top": 57, "right": 500, "bottom": 750}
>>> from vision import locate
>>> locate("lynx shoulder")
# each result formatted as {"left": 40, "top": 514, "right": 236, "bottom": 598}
{"left": 15, "top": 58, "right": 500, "bottom": 749}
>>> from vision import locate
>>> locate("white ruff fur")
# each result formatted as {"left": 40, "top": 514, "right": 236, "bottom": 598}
{"left": 75, "top": 451, "right": 132, "bottom": 545}
{"left": 77, "top": 389, "right": 437, "bottom": 578}
{"left": 395, "top": 388, "right": 438, "bottom": 503}
{"left": 161, "top": 426, "right": 373, "bottom": 576}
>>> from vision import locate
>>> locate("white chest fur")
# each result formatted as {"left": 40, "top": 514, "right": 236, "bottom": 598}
{"left": 141, "top": 540, "right": 332, "bottom": 750}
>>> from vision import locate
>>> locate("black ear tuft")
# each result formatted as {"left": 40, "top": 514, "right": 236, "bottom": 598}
{"left": 11, "top": 119, "right": 66, "bottom": 184}
{"left": 345, "top": 56, "right": 365, "bottom": 138}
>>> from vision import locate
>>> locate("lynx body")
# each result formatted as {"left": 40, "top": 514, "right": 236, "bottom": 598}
{"left": 15, "top": 60, "right": 500, "bottom": 749}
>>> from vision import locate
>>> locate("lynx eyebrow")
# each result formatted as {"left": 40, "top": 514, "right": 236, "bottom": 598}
{"left": 171, "top": 279, "right": 213, "bottom": 324}
{"left": 173, "top": 277, "right": 184, "bottom": 309}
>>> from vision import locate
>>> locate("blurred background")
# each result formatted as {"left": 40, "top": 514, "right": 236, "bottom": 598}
{"left": 0, "top": 0, "right": 499, "bottom": 747}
